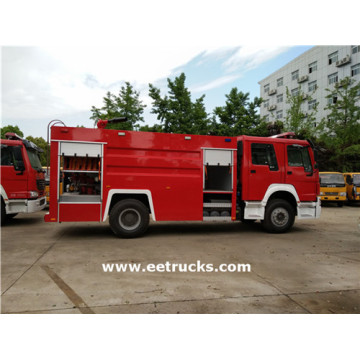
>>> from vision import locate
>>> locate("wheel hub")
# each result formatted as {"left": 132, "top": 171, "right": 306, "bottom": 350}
{"left": 119, "top": 209, "right": 141, "bottom": 230}
{"left": 271, "top": 207, "right": 289, "bottom": 227}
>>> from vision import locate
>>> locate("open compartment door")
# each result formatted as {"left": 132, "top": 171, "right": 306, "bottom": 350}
{"left": 58, "top": 141, "right": 103, "bottom": 222}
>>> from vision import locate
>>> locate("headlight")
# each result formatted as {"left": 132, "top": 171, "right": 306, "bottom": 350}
{"left": 320, "top": 191, "right": 324, "bottom": 195}
{"left": 339, "top": 192, "right": 346, "bottom": 197}
{"left": 29, "top": 191, "right": 39, "bottom": 199}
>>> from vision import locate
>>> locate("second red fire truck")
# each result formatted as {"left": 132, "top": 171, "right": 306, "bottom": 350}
{"left": 44, "top": 121, "right": 321, "bottom": 237}
{"left": 1, "top": 133, "right": 46, "bottom": 224}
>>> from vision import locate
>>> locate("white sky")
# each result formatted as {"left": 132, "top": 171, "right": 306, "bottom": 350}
{"left": 2, "top": 45, "right": 290, "bottom": 138}
{"left": 1, "top": 0, "right": 359, "bottom": 139}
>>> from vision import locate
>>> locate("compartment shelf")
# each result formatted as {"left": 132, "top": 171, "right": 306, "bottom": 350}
{"left": 60, "top": 194, "right": 101, "bottom": 203}
{"left": 63, "top": 170, "right": 99, "bottom": 173}
{"left": 203, "top": 190, "right": 233, "bottom": 194}
{"left": 203, "top": 202, "right": 232, "bottom": 208}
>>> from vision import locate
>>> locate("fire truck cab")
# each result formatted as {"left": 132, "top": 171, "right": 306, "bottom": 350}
{"left": 44, "top": 126, "right": 320, "bottom": 237}
{"left": 1, "top": 133, "right": 46, "bottom": 224}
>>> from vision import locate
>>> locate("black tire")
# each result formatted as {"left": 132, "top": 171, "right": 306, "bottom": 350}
{"left": 109, "top": 199, "right": 149, "bottom": 238}
{"left": 1, "top": 198, "right": 5, "bottom": 226}
{"left": 262, "top": 199, "right": 295, "bottom": 233}
{"left": 337, "top": 202, "right": 343, "bottom": 207}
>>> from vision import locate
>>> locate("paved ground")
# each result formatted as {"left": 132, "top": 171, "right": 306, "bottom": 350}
{"left": 1, "top": 205, "right": 359, "bottom": 314}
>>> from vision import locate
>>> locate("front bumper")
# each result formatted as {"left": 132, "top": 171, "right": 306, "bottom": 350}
{"left": 6, "top": 196, "right": 47, "bottom": 214}
{"left": 27, "top": 196, "right": 47, "bottom": 213}
{"left": 320, "top": 195, "right": 346, "bottom": 203}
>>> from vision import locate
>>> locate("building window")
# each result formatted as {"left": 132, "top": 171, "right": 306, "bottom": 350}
{"left": 276, "top": 110, "right": 283, "bottom": 119}
{"left": 291, "top": 87, "right": 299, "bottom": 97}
{"left": 328, "top": 96, "right": 338, "bottom": 105}
{"left": 277, "top": 77, "right": 283, "bottom": 87}
{"left": 328, "top": 51, "right": 338, "bottom": 65}
{"left": 292, "top": 70, "right": 299, "bottom": 81}
{"left": 264, "top": 84, "right": 270, "bottom": 93}
{"left": 308, "top": 80, "right": 317, "bottom": 92}
{"left": 351, "top": 45, "right": 360, "bottom": 54}
{"left": 351, "top": 63, "right": 360, "bottom": 76}
{"left": 277, "top": 94, "right": 283, "bottom": 103}
{"left": 263, "top": 99, "right": 269, "bottom": 108}
{"left": 309, "top": 61, "right": 317, "bottom": 73}
{"left": 328, "top": 73, "right": 338, "bottom": 85}
{"left": 308, "top": 99, "right": 316, "bottom": 110}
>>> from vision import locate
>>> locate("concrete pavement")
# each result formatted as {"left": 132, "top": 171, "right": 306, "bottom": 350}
{"left": 1, "top": 205, "right": 359, "bottom": 313}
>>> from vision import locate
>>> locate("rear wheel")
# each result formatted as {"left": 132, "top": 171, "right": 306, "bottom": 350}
{"left": 262, "top": 199, "right": 295, "bottom": 233}
{"left": 109, "top": 199, "right": 149, "bottom": 238}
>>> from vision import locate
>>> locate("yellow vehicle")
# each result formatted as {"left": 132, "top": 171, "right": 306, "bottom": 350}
{"left": 319, "top": 172, "right": 347, "bottom": 207}
{"left": 343, "top": 172, "right": 360, "bottom": 202}
{"left": 43, "top": 167, "right": 63, "bottom": 204}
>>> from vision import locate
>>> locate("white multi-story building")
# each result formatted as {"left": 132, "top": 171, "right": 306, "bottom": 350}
{"left": 258, "top": 46, "right": 360, "bottom": 126}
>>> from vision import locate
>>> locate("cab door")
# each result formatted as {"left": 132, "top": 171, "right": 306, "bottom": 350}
{"left": 285, "top": 145, "right": 317, "bottom": 201}
{"left": 246, "top": 142, "right": 281, "bottom": 200}
{"left": 0, "top": 145, "right": 28, "bottom": 199}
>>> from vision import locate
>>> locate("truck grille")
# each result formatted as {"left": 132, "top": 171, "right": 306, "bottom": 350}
{"left": 324, "top": 192, "right": 338, "bottom": 196}
{"left": 37, "top": 179, "right": 45, "bottom": 190}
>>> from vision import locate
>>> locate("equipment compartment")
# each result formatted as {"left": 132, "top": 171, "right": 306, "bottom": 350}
{"left": 59, "top": 154, "right": 102, "bottom": 203}
{"left": 204, "top": 165, "right": 232, "bottom": 191}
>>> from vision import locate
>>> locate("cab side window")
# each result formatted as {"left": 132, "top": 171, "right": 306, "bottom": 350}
{"left": 287, "top": 145, "right": 312, "bottom": 172}
{"left": 1, "top": 147, "right": 13, "bottom": 166}
{"left": 0, "top": 146, "right": 24, "bottom": 168}
{"left": 251, "top": 143, "right": 278, "bottom": 171}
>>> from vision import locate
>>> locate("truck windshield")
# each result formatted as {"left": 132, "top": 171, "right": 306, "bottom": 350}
{"left": 353, "top": 174, "right": 360, "bottom": 185}
{"left": 26, "top": 148, "right": 42, "bottom": 171}
{"left": 320, "top": 174, "right": 345, "bottom": 186}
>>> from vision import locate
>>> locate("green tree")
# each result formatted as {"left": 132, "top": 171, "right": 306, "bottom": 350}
{"left": 26, "top": 136, "right": 49, "bottom": 166}
{"left": 1, "top": 125, "right": 24, "bottom": 139}
{"left": 138, "top": 124, "right": 163, "bottom": 132}
{"left": 149, "top": 73, "right": 210, "bottom": 134}
{"left": 212, "top": 88, "right": 267, "bottom": 136}
{"left": 90, "top": 82, "right": 146, "bottom": 130}
{"left": 267, "top": 120, "right": 284, "bottom": 136}
{"left": 284, "top": 85, "right": 318, "bottom": 139}
{"left": 318, "top": 77, "right": 360, "bottom": 171}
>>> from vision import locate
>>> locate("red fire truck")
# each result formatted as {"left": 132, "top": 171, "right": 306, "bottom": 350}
{"left": 44, "top": 121, "right": 321, "bottom": 237}
{"left": 1, "top": 133, "right": 46, "bottom": 224}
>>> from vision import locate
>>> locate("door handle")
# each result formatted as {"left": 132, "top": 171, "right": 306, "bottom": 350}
{"left": 250, "top": 170, "right": 256, "bottom": 173}
{"left": 287, "top": 171, "right": 292, "bottom": 175}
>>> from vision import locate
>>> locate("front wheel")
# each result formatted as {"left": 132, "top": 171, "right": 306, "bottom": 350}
{"left": 109, "top": 199, "right": 149, "bottom": 238}
{"left": 262, "top": 199, "right": 295, "bottom": 233}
